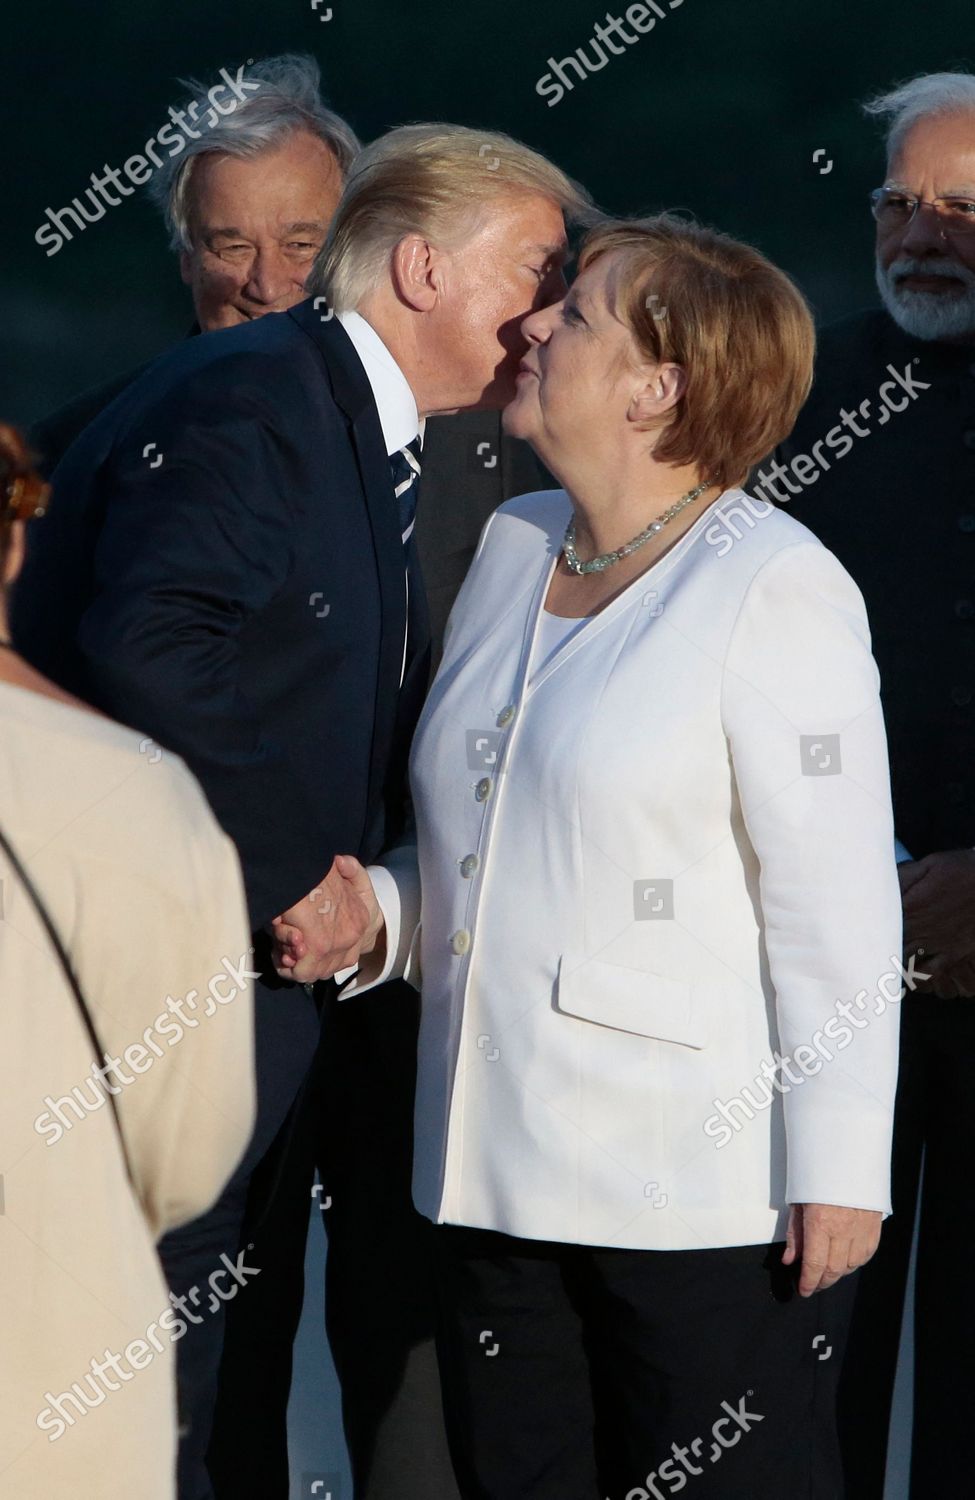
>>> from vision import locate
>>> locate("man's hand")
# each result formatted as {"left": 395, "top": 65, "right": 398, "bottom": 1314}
{"left": 899, "top": 849, "right": 975, "bottom": 996}
{"left": 782, "top": 1203, "right": 882, "bottom": 1297}
{"left": 270, "top": 858, "right": 380, "bottom": 983}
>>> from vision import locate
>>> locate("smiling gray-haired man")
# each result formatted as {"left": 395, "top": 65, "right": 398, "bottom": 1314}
{"left": 32, "top": 53, "right": 358, "bottom": 465}
{"left": 770, "top": 72, "right": 975, "bottom": 1499}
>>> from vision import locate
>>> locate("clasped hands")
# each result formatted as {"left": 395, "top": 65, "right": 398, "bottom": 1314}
{"left": 271, "top": 856, "right": 384, "bottom": 983}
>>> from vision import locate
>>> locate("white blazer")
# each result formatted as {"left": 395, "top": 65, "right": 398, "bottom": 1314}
{"left": 353, "top": 488, "right": 902, "bottom": 1251}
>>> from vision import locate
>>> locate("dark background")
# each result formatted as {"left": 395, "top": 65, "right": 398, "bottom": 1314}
{"left": 4, "top": 0, "right": 972, "bottom": 428}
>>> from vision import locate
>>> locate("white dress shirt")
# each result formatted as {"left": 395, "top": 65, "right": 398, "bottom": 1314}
{"left": 337, "top": 311, "right": 422, "bottom": 688}
{"left": 348, "top": 488, "right": 902, "bottom": 1252}
{"left": 337, "top": 309, "right": 421, "bottom": 458}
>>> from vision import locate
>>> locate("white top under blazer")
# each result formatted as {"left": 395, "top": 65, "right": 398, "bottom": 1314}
{"left": 350, "top": 487, "right": 903, "bottom": 1251}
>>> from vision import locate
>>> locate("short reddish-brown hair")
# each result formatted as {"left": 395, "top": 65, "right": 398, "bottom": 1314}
{"left": 578, "top": 215, "right": 815, "bottom": 488}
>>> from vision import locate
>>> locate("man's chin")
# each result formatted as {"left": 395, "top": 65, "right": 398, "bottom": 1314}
{"left": 886, "top": 288, "right": 975, "bottom": 342}
{"left": 877, "top": 260, "right": 975, "bottom": 342}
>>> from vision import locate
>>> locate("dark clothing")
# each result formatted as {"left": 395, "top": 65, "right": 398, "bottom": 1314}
{"left": 433, "top": 1226, "right": 856, "bottom": 1500}
{"left": 31, "top": 363, "right": 141, "bottom": 477}
{"left": 12, "top": 300, "right": 431, "bottom": 1500}
{"left": 836, "top": 994, "right": 975, "bottom": 1498}
{"left": 770, "top": 307, "right": 975, "bottom": 1498}
{"left": 29, "top": 349, "right": 551, "bottom": 671}
{"left": 16, "top": 301, "right": 426, "bottom": 925}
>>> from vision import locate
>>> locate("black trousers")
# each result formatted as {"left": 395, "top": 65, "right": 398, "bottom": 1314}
{"left": 433, "top": 1226, "right": 858, "bottom": 1500}
{"left": 206, "top": 1056, "right": 323, "bottom": 1499}
{"left": 159, "top": 970, "right": 321, "bottom": 1500}
{"left": 206, "top": 979, "right": 461, "bottom": 1500}
{"left": 837, "top": 994, "right": 975, "bottom": 1498}
{"left": 318, "top": 980, "right": 462, "bottom": 1500}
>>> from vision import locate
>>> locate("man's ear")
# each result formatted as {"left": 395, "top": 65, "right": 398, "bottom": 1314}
{"left": 390, "top": 234, "right": 443, "bottom": 313}
{"left": 627, "top": 362, "right": 687, "bottom": 424}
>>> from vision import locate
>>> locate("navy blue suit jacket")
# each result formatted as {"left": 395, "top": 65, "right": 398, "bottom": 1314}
{"left": 13, "top": 298, "right": 430, "bottom": 938}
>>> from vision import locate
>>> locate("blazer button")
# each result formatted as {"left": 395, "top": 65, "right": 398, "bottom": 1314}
{"left": 496, "top": 705, "right": 516, "bottom": 728}
{"left": 460, "top": 854, "right": 480, "bottom": 878}
{"left": 450, "top": 929, "right": 471, "bottom": 955}
{"left": 475, "top": 777, "right": 492, "bottom": 802}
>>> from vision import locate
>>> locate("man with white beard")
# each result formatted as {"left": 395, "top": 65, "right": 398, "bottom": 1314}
{"left": 773, "top": 72, "right": 975, "bottom": 1500}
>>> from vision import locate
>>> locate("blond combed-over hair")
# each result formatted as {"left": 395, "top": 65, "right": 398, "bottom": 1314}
{"left": 310, "top": 123, "right": 595, "bottom": 310}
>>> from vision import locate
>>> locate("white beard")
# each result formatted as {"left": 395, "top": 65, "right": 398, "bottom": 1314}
{"left": 876, "top": 253, "right": 975, "bottom": 342}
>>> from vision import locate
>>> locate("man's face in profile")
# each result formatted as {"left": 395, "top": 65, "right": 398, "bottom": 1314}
{"left": 180, "top": 130, "right": 344, "bottom": 329}
{"left": 421, "top": 193, "right": 569, "bottom": 414}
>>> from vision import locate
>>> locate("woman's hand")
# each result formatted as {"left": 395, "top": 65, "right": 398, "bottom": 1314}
{"left": 782, "top": 1203, "right": 883, "bottom": 1297}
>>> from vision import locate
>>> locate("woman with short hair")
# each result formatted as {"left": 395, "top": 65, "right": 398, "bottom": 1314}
{"left": 282, "top": 215, "right": 901, "bottom": 1498}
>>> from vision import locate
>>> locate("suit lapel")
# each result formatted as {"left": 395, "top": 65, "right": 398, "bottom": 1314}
{"left": 287, "top": 300, "right": 408, "bottom": 839}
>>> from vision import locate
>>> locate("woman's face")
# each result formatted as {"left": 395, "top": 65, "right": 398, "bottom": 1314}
{"left": 502, "top": 250, "right": 658, "bottom": 463}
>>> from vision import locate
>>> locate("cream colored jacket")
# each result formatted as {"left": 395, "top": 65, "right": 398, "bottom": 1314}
{"left": 0, "top": 682, "right": 255, "bottom": 1499}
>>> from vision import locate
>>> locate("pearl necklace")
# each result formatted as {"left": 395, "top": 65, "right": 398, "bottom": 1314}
{"left": 562, "top": 478, "right": 715, "bottom": 576}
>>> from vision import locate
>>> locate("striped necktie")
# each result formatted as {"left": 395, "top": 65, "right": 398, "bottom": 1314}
{"left": 389, "top": 434, "right": 422, "bottom": 547}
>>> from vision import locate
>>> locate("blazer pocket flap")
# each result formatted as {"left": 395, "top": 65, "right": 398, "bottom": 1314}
{"left": 556, "top": 954, "right": 707, "bottom": 1050}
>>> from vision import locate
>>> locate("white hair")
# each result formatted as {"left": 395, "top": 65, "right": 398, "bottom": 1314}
{"left": 863, "top": 71, "right": 975, "bottom": 161}
{"left": 876, "top": 254, "right": 975, "bottom": 340}
{"left": 147, "top": 53, "right": 361, "bottom": 252}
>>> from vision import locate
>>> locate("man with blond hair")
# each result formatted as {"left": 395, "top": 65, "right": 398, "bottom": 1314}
{"left": 14, "top": 120, "right": 591, "bottom": 1498}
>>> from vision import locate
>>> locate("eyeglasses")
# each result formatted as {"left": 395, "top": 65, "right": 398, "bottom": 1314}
{"left": 870, "top": 187, "right": 975, "bottom": 236}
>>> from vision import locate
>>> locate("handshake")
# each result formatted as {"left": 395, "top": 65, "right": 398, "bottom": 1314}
{"left": 271, "top": 855, "right": 385, "bottom": 984}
